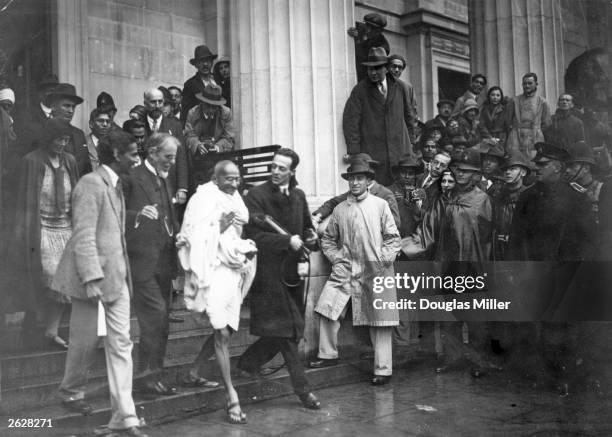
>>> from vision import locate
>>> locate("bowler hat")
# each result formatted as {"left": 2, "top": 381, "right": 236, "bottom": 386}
{"left": 452, "top": 148, "right": 481, "bottom": 171}
{"left": 566, "top": 141, "right": 596, "bottom": 166}
{"left": 46, "top": 83, "right": 84, "bottom": 105}
{"left": 362, "top": 47, "right": 388, "bottom": 67}
{"left": 97, "top": 91, "right": 116, "bottom": 111}
{"left": 532, "top": 142, "right": 570, "bottom": 163}
{"left": 363, "top": 13, "right": 387, "bottom": 28}
{"left": 392, "top": 154, "right": 423, "bottom": 173}
{"left": 341, "top": 159, "right": 376, "bottom": 180}
{"left": 500, "top": 150, "right": 532, "bottom": 174}
{"left": 195, "top": 84, "right": 226, "bottom": 106}
{"left": 189, "top": 45, "right": 218, "bottom": 65}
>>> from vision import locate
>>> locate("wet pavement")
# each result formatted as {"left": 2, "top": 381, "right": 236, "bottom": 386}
{"left": 141, "top": 365, "right": 611, "bottom": 437}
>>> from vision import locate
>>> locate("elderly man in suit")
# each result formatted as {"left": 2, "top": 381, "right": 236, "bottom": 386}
{"left": 125, "top": 133, "right": 180, "bottom": 396}
{"left": 53, "top": 130, "right": 146, "bottom": 436}
{"left": 181, "top": 45, "right": 218, "bottom": 126}
{"left": 18, "top": 73, "right": 58, "bottom": 154}
{"left": 143, "top": 88, "right": 189, "bottom": 205}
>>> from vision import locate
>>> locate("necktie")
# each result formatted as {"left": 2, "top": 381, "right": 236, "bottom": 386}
{"left": 379, "top": 82, "right": 386, "bottom": 98}
{"left": 152, "top": 118, "right": 158, "bottom": 132}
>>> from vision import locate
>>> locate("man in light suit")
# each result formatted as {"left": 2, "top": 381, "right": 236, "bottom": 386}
{"left": 124, "top": 133, "right": 179, "bottom": 396}
{"left": 53, "top": 131, "right": 147, "bottom": 436}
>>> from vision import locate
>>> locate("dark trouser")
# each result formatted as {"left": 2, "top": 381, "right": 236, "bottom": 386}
{"left": 237, "top": 337, "right": 310, "bottom": 397}
{"left": 133, "top": 271, "right": 171, "bottom": 375}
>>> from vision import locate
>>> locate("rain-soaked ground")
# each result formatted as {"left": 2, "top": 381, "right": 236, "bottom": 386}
{"left": 146, "top": 363, "right": 610, "bottom": 437}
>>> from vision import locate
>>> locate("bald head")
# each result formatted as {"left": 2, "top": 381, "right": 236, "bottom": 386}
{"left": 212, "top": 160, "right": 241, "bottom": 195}
{"left": 144, "top": 88, "right": 164, "bottom": 119}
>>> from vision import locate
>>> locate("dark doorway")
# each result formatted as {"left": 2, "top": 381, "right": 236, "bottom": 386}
{"left": 438, "top": 67, "right": 470, "bottom": 102}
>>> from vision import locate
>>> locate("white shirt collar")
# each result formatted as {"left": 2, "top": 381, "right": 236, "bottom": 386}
{"left": 380, "top": 76, "right": 387, "bottom": 89}
{"left": 91, "top": 134, "right": 99, "bottom": 146}
{"left": 147, "top": 114, "right": 162, "bottom": 130}
{"left": 40, "top": 102, "right": 52, "bottom": 117}
{"left": 144, "top": 159, "right": 157, "bottom": 175}
{"left": 101, "top": 164, "right": 119, "bottom": 188}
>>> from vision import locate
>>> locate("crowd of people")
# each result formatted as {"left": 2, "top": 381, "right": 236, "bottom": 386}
{"left": 0, "top": 11, "right": 611, "bottom": 436}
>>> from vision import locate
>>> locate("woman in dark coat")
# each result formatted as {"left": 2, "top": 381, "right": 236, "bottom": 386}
{"left": 479, "top": 86, "right": 511, "bottom": 150}
{"left": 14, "top": 118, "right": 79, "bottom": 348}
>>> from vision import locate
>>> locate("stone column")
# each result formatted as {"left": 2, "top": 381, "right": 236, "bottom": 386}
{"left": 469, "top": 0, "right": 565, "bottom": 103}
{"left": 230, "top": 0, "right": 356, "bottom": 202}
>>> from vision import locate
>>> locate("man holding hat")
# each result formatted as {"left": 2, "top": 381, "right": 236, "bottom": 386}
{"left": 348, "top": 13, "right": 390, "bottom": 82}
{"left": 182, "top": 45, "right": 218, "bottom": 126}
{"left": 311, "top": 159, "right": 401, "bottom": 386}
{"left": 343, "top": 46, "right": 415, "bottom": 186}
{"left": 311, "top": 153, "right": 400, "bottom": 229}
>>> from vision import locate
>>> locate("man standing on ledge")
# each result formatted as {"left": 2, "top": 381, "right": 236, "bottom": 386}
{"left": 237, "top": 148, "right": 321, "bottom": 410}
{"left": 310, "top": 159, "right": 401, "bottom": 385}
{"left": 343, "top": 47, "right": 414, "bottom": 186}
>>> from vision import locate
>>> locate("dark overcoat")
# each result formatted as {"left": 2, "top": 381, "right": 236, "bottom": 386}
{"left": 12, "top": 149, "right": 78, "bottom": 311}
{"left": 343, "top": 74, "right": 413, "bottom": 186}
{"left": 243, "top": 180, "right": 315, "bottom": 339}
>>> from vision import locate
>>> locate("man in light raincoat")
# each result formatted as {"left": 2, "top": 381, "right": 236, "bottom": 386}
{"left": 310, "top": 159, "right": 401, "bottom": 385}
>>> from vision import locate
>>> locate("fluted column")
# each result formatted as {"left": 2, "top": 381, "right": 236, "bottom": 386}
{"left": 230, "top": 0, "right": 356, "bottom": 201}
{"left": 469, "top": 0, "right": 565, "bottom": 103}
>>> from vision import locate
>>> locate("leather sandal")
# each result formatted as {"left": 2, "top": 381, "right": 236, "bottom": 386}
{"left": 181, "top": 374, "right": 220, "bottom": 388}
{"left": 226, "top": 401, "right": 247, "bottom": 424}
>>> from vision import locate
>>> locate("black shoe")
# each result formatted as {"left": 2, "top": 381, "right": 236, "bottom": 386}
{"left": 309, "top": 358, "right": 338, "bottom": 369}
{"left": 299, "top": 392, "right": 321, "bottom": 410}
{"left": 62, "top": 398, "right": 93, "bottom": 415}
{"left": 168, "top": 315, "right": 184, "bottom": 323}
{"left": 371, "top": 375, "right": 391, "bottom": 386}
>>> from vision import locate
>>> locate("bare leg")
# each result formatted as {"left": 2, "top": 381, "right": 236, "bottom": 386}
{"left": 44, "top": 300, "right": 67, "bottom": 346}
{"left": 189, "top": 335, "right": 215, "bottom": 378}
{"left": 215, "top": 327, "right": 245, "bottom": 423}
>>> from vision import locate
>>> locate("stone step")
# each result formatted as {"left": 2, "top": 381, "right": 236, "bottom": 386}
{"left": 0, "top": 352, "right": 371, "bottom": 436}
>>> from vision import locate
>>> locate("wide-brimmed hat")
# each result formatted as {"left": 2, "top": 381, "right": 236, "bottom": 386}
{"left": 392, "top": 154, "right": 423, "bottom": 173}
{"left": 189, "top": 45, "right": 218, "bottom": 65}
{"left": 532, "top": 142, "right": 570, "bottom": 163}
{"left": 97, "top": 91, "right": 116, "bottom": 111}
{"left": 500, "top": 150, "right": 532, "bottom": 174}
{"left": 363, "top": 13, "right": 387, "bottom": 28}
{"left": 341, "top": 159, "right": 376, "bottom": 180}
{"left": 452, "top": 148, "right": 481, "bottom": 171}
{"left": 566, "top": 141, "right": 596, "bottom": 166}
{"left": 478, "top": 143, "right": 505, "bottom": 159}
{"left": 46, "top": 83, "right": 83, "bottom": 105}
{"left": 195, "top": 84, "right": 226, "bottom": 106}
{"left": 362, "top": 47, "right": 388, "bottom": 67}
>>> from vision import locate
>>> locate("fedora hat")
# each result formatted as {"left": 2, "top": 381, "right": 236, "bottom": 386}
{"left": 190, "top": 45, "right": 218, "bottom": 65}
{"left": 437, "top": 99, "right": 455, "bottom": 108}
{"left": 349, "top": 153, "right": 379, "bottom": 167}
{"left": 46, "top": 83, "right": 83, "bottom": 105}
{"left": 362, "top": 47, "right": 388, "bottom": 67}
{"left": 341, "top": 159, "right": 376, "bottom": 180}
{"left": 195, "top": 84, "right": 226, "bottom": 106}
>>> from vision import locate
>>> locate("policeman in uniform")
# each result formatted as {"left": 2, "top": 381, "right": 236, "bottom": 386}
{"left": 564, "top": 141, "right": 604, "bottom": 225}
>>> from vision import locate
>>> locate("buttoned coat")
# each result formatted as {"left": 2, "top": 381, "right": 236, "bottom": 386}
{"left": 124, "top": 164, "right": 178, "bottom": 283}
{"left": 315, "top": 193, "right": 401, "bottom": 325}
{"left": 343, "top": 75, "right": 414, "bottom": 185}
{"left": 51, "top": 167, "right": 132, "bottom": 302}
{"left": 243, "top": 180, "right": 315, "bottom": 339}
